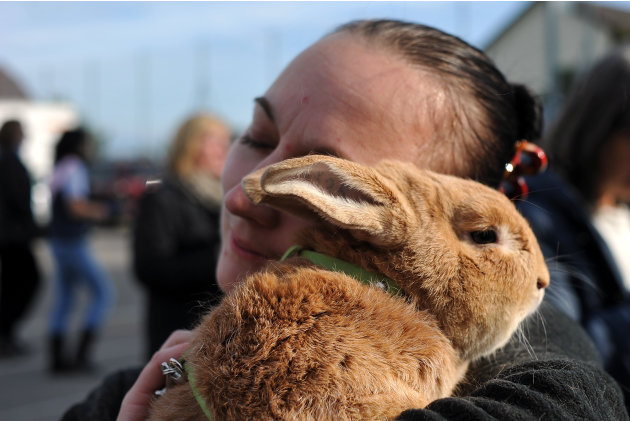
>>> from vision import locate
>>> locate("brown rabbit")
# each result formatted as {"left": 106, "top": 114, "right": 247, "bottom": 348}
{"left": 147, "top": 155, "right": 549, "bottom": 421}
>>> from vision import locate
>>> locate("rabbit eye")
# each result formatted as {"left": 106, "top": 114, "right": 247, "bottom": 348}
{"left": 470, "top": 230, "right": 498, "bottom": 244}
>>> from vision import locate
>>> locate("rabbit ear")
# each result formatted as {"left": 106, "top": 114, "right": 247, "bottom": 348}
{"left": 242, "top": 155, "right": 408, "bottom": 244}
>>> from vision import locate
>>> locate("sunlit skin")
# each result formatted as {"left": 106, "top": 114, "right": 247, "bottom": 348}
{"left": 217, "top": 32, "right": 453, "bottom": 293}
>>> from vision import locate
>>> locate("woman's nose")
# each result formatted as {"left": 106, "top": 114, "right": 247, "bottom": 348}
{"left": 223, "top": 182, "right": 279, "bottom": 228}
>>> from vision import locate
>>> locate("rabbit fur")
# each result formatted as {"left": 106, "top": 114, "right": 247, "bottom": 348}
{"left": 147, "top": 155, "right": 549, "bottom": 421}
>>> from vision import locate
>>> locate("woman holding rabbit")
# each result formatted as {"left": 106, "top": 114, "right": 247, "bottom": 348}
{"left": 64, "top": 20, "right": 627, "bottom": 421}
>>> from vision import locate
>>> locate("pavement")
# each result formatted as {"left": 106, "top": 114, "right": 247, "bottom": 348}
{"left": 0, "top": 227, "right": 146, "bottom": 421}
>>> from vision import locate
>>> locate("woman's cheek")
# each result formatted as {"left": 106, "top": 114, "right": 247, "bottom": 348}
{"left": 221, "top": 143, "right": 252, "bottom": 194}
{"left": 217, "top": 205, "right": 240, "bottom": 293}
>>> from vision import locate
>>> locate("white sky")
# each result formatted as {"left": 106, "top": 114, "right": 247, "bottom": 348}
{"left": 0, "top": 1, "right": 531, "bottom": 159}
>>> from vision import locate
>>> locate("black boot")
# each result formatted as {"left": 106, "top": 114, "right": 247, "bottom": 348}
{"left": 49, "top": 334, "right": 73, "bottom": 373}
{"left": 75, "top": 329, "right": 97, "bottom": 372}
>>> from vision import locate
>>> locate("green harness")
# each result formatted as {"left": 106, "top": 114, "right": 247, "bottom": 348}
{"left": 185, "top": 361, "right": 215, "bottom": 420}
{"left": 280, "top": 245, "right": 402, "bottom": 295}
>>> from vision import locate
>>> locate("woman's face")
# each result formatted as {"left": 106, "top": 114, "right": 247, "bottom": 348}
{"left": 598, "top": 130, "right": 630, "bottom": 204}
{"left": 217, "top": 32, "right": 449, "bottom": 292}
{"left": 196, "top": 128, "right": 230, "bottom": 179}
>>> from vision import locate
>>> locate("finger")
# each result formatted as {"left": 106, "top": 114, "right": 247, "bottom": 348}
{"left": 161, "top": 329, "right": 193, "bottom": 349}
{"left": 117, "top": 341, "right": 189, "bottom": 421}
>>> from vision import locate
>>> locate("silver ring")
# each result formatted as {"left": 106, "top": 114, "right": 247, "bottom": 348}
{"left": 160, "top": 357, "right": 184, "bottom": 382}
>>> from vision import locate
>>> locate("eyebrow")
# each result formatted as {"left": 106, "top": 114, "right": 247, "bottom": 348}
{"left": 254, "top": 97, "right": 275, "bottom": 122}
{"left": 253, "top": 95, "right": 344, "bottom": 159}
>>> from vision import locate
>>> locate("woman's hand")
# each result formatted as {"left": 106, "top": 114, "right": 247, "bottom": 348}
{"left": 67, "top": 199, "right": 111, "bottom": 222}
{"left": 117, "top": 330, "right": 192, "bottom": 421}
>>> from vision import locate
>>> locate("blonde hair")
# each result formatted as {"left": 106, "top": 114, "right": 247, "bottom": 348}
{"left": 166, "top": 113, "right": 230, "bottom": 177}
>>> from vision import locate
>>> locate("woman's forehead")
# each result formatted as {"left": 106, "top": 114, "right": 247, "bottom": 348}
{"left": 270, "top": 34, "right": 425, "bottom": 101}
{"left": 262, "top": 34, "right": 450, "bottom": 165}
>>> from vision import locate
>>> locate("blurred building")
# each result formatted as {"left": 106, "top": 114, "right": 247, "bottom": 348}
{"left": 0, "top": 66, "right": 79, "bottom": 223}
{"left": 0, "top": 67, "right": 28, "bottom": 100}
{"left": 484, "top": 2, "right": 630, "bottom": 119}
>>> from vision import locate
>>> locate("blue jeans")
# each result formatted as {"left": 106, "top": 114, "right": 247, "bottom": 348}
{"left": 49, "top": 236, "right": 114, "bottom": 334}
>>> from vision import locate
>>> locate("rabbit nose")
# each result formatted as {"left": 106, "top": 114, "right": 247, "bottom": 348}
{"left": 536, "top": 276, "right": 549, "bottom": 290}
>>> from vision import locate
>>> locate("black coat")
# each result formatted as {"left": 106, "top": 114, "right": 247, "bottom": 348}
{"left": 133, "top": 177, "right": 223, "bottom": 357}
{"left": 518, "top": 170, "right": 630, "bottom": 408}
{"left": 60, "top": 303, "right": 629, "bottom": 420}
{"left": 0, "top": 149, "right": 38, "bottom": 246}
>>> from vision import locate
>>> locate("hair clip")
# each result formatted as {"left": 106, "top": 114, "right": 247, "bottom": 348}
{"left": 499, "top": 140, "right": 548, "bottom": 200}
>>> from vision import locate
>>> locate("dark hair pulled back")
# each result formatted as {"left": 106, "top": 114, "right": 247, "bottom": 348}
{"left": 55, "top": 128, "right": 89, "bottom": 164}
{"left": 335, "top": 19, "right": 542, "bottom": 187}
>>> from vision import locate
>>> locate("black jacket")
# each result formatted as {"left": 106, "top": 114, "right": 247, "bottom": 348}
{"left": 133, "top": 177, "right": 223, "bottom": 357}
{"left": 60, "top": 303, "right": 629, "bottom": 420}
{"left": 0, "top": 149, "right": 38, "bottom": 246}
{"left": 518, "top": 170, "right": 630, "bottom": 409}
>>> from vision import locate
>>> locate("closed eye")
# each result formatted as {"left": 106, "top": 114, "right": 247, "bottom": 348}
{"left": 470, "top": 230, "right": 498, "bottom": 244}
{"left": 240, "top": 134, "right": 275, "bottom": 150}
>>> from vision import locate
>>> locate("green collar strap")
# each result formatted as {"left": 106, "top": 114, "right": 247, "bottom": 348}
{"left": 184, "top": 361, "right": 214, "bottom": 420}
{"left": 280, "top": 245, "right": 403, "bottom": 296}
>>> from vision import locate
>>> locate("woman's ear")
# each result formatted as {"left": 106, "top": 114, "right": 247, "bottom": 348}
{"left": 242, "top": 155, "right": 409, "bottom": 245}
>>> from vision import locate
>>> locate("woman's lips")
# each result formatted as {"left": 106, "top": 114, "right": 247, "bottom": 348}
{"left": 230, "top": 235, "right": 272, "bottom": 261}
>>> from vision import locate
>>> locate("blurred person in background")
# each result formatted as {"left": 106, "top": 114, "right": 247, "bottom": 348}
{"left": 48, "top": 127, "right": 114, "bottom": 373}
{"left": 0, "top": 119, "right": 41, "bottom": 357}
{"left": 518, "top": 45, "right": 630, "bottom": 409}
{"left": 133, "top": 113, "right": 230, "bottom": 360}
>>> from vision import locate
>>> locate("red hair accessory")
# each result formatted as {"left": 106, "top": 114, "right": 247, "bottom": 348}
{"left": 499, "top": 140, "right": 548, "bottom": 200}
